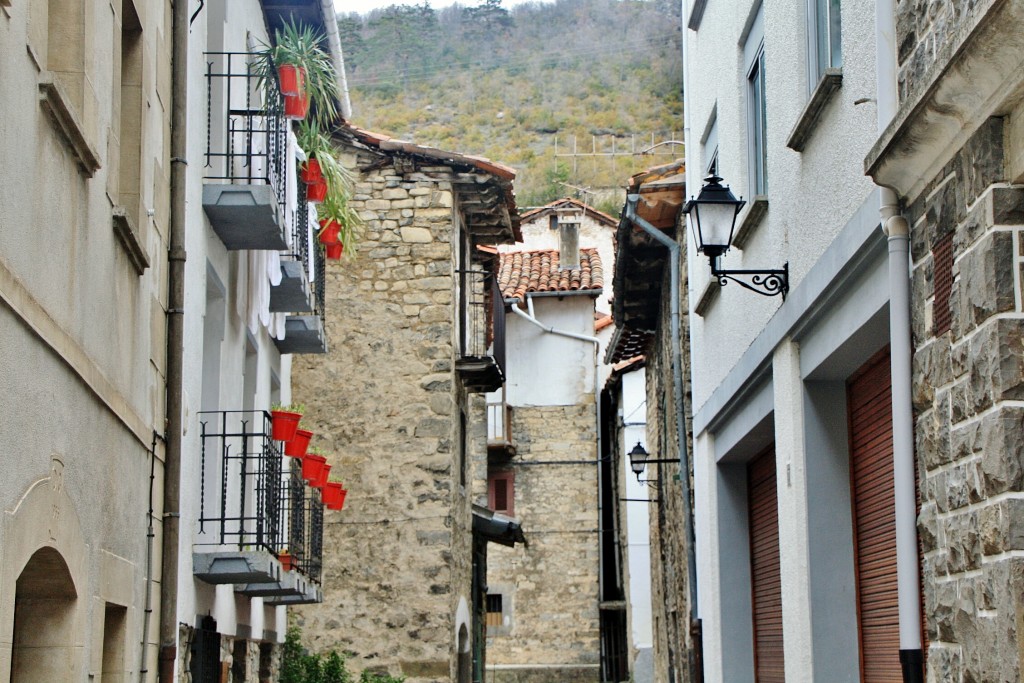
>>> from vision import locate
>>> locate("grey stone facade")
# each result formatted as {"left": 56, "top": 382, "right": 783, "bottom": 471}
{"left": 906, "top": 117, "right": 1024, "bottom": 682}
{"left": 291, "top": 136, "right": 515, "bottom": 682}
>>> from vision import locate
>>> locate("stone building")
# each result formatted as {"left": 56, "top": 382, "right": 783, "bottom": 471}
{"left": 645, "top": 0, "right": 1024, "bottom": 681}
{"left": 290, "top": 123, "right": 522, "bottom": 683}
{"left": 0, "top": 0, "right": 172, "bottom": 679}
{"left": 483, "top": 222, "right": 607, "bottom": 681}
{"left": 606, "top": 161, "right": 694, "bottom": 683}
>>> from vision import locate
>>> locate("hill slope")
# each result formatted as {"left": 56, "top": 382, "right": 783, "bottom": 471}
{"left": 337, "top": 0, "right": 683, "bottom": 212}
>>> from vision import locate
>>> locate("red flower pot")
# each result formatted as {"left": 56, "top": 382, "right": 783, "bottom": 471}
{"left": 323, "top": 482, "right": 346, "bottom": 510}
{"left": 283, "top": 91, "right": 309, "bottom": 120}
{"left": 284, "top": 429, "right": 313, "bottom": 457}
{"left": 277, "top": 65, "right": 305, "bottom": 96}
{"left": 306, "top": 179, "right": 327, "bottom": 204}
{"left": 270, "top": 410, "right": 302, "bottom": 442}
{"left": 325, "top": 242, "right": 343, "bottom": 260}
{"left": 318, "top": 219, "right": 340, "bottom": 245}
{"left": 300, "top": 158, "right": 323, "bottom": 185}
{"left": 278, "top": 551, "right": 294, "bottom": 571}
{"left": 302, "top": 453, "right": 327, "bottom": 482}
{"left": 311, "top": 463, "right": 331, "bottom": 489}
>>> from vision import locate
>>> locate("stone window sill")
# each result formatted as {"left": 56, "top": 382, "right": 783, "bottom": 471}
{"left": 38, "top": 76, "right": 100, "bottom": 177}
{"left": 688, "top": 0, "right": 708, "bottom": 30}
{"left": 113, "top": 207, "right": 150, "bottom": 275}
{"left": 731, "top": 195, "right": 768, "bottom": 249}
{"left": 694, "top": 279, "right": 720, "bottom": 317}
{"left": 786, "top": 69, "right": 842, "bottom": 152}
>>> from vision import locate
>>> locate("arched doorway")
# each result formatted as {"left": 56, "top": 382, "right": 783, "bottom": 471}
{"left": 10, "top": 547, "right": 79, "bottom": 682}
{"left": 457, "top": 624, "right": 471, "bottom": 683}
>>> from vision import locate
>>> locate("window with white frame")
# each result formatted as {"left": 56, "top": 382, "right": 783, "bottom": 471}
{"left": 744, "top": 5, "right": 767, "bottom": 197}
{"left": 702, "top": 115, "right": 719, "bottom": 177}
{"left": 808, "top": 0, "right": 842, "bottom": 90}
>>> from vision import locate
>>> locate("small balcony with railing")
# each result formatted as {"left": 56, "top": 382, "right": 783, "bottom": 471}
{"left": 202, "top": 52, "right": 290, "bottom": 250}
{"left": 487, "top": 388, "right": 515, "bottom": 457}
{"left": 456, "top": 269, "right": 506, "bottom": 393}
{"left": 191, "top": 410, "right": 322, "bottom": 605}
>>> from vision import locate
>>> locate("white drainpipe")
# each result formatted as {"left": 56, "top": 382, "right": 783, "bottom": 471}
{"left": 875, "top": 1, "right": 923, "bottom": 680}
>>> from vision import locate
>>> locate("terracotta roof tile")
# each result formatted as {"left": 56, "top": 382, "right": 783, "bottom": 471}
{"left": 497, "top": 248, "right": 604, "bottom": 300}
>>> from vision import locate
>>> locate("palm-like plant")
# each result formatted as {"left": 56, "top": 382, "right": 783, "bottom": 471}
{"left": 257, "top": 19, "right": 340, "bottom": 126}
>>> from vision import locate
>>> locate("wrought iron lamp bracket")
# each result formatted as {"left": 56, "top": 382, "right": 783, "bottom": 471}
{"left": 710, "top": 258, "right": 789, "bottom": 299}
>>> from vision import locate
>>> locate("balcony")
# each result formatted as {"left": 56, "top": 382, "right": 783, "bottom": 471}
{"left": 271, "top": 184, "right": 329, "bottom": 355}
{"left": 202, "top": 52, "right": 289, "bottom": 250}
{"left": 487, "top": 389, "right": 515, "bottom": 457}
{"left": 192, "top": 411, "right": 322, "bottom": 603}
{"left": 456, "top": 269, "right": 506, "bottom": 392}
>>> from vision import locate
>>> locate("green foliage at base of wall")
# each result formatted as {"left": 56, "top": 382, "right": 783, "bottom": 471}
{"left": 280, "top": 627, "right": 406, "bottom": 683}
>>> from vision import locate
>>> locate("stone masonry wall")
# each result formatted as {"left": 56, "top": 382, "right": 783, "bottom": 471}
{"left": 894, "top": 0, "right": 1001, "bottom": 106}
{"left": 485, "top": 403, "right": 602, "bottom": 683}
{"left": 645, "top": 217, "right": 695, "bottom": 683}
{"left": 908, "top": 117, "right": 1024, "bottom": 681}
{"left": 292, "top": 151, "right": 476, "bottom": 683}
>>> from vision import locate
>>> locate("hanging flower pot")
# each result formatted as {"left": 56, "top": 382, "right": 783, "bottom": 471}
{"left": 283, "top": 91, "right": 310, "bottom": 120}
{"left": 277, "top": 64, "right": 306, "bottom": 96}
{"left": 278, "top": 550, "right": 294, "bottom": 571}
{"left": 270, "top": 408, "right": 302, "bottom": 442}
{"left": 300, "top": 158, "right": 323, "bottom": 185}
{"left": 311, "top": 463, "right": 331, "bottom": 489}
{"left": 284, "top": 429, "right": 313, "bottom": 458}
{"left": 301, "top": 453, "right": 327, "bottom": 482}
{"left": 323, "top": 482, "right": 346, "bottom": 510}
{"left": 306, "top": 179, "right": 327, "bottom": 204}
{"left": 318, "top": 218, "right": 340, "bottom": 245}
{"left": 325, "top": 242, "right": 343, "bottom": 260}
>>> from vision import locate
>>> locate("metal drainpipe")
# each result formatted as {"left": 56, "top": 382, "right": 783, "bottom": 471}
{"left": 624, "top": 195, "right": 700, "bottom": 681}
{"left": 874, "top": 1, "right": 923, "bottom": 681}
{"left": 509, "top": 298, "right": 605, "bottom": 607}
{"left": 159, "top": 0, "right": 189, "bottom": 679}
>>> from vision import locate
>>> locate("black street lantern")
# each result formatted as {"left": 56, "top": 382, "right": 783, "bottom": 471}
{"left": 683, "top": 175, "right": 746, "bottom": 260}
{"left": 683, "top": 175, "right": 789, "bottom": 299}
{"left": 627, "top": 441, "right": 677, "bottom": 482}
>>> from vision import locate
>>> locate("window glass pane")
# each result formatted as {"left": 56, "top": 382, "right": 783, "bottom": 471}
{"left": 829, "top": 0, "right": 842, "bottom": 68}
{"left": 749, "top": 48, "right": 768, "bottom": 195}
{"left": 815, "top": 0, "right": 828, "bottom": 79}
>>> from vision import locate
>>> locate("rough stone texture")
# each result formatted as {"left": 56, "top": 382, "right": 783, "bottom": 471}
{"left": 908, "top": 116, "right": 1024, "bottom": 679}
{"left": 291, "top": 148, "right": 487, "bottom": 683}
{"left": 485, "top": 403, "right": 601, "bottom": 681}
{"left": 643, "top": 212, "right": 696, "bottom": 683}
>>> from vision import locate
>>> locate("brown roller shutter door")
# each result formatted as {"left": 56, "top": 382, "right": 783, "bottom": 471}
{"left": 748, "top": 446, "right": 785, "bottom": 682}
{"left": 848, "top": 351, "right": 900, "bottom": 682}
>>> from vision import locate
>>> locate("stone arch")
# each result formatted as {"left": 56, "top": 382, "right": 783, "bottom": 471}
{"left": 0, "top": 459, "right": 88, "bottom": 683}
{"left": 10, "top": 547, "right": 79, "bottom": 682}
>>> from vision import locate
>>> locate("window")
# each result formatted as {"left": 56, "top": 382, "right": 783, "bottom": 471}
{"left": 488, "top": 469, "right": 514, "bottom": 516}
{"left": 808, "top": 0, "right": 841, "bottom": 90}
{"left": 112, "top": 0, "right": 144, "bottom": 228}
{"left": 486, "top": 593, "right": 504, "bottom": 628}
{"left": 702, "top": 114, "right": 719, "bottom": 177}
{"left": 742, "top": 4, "right": 767, "bottom": 196}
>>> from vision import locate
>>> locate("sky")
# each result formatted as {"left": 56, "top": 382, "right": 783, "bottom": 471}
{"left": 334, "top": 0, "right": 538, "bottom": 18}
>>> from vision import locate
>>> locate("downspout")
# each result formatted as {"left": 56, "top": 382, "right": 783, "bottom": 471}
{"left": 319, "top": 0, "right": 353, "bottom": 119}
{"left": 140, "top": 431, "right": 160, "bottom": 680}
{"left": 160, "top": 0, "right": 189, "bottom": 679}
{"left": 874, "top": 1, "right": 923, "bottom": 681}
{"left": 509, "top": 296, "right": 605, "bottom": 631}
{"left": 623, "top": 196, "right": 700, "bottom": 681}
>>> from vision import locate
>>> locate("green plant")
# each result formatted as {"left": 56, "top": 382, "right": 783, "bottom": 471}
{"left": 272, "top": 402, "right": 305, "bottom": 414}
{"left": 257, "top": 19, "right": 339, "bottom": 126}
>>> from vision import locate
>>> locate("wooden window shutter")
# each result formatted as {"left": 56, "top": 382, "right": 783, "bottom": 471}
{"left": 748, "top": 447, "right": 785, "bottom": 682}
{"left": 848, "top": 351, "right": 901, "bottom": 682}
{"left": 488, "top": 470, "right": 514, "bottom": 516}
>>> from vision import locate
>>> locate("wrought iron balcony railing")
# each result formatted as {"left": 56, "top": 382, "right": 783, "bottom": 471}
{"left": 456, "top": 268, "right": 506, "bottom": 392}
{"left": 282, "top": 459, "right": 324, "bottom": 583}
{"left": 202, "top": 52, "right": 290, "bottom": 250}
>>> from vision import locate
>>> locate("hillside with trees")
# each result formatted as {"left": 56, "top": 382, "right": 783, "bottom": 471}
{"left": 337, "top": 0, "right": 683, "bottom": 212}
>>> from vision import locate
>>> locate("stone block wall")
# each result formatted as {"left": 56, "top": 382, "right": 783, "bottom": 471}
{"left": 292, "top": 151, "right": 478, "bottom": 683}
{"left": 908, "top": 117, "right": 1024, "bottom": 681}
{"left": 894, "top": 0, "right": 1001, "bottom": 105}
{"left": 485, "top": 403, "right": 601, "bottom": 682}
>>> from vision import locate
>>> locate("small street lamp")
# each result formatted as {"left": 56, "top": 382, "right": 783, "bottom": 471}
{"left": 627, "top": 442, "right": 678, "bottom": 484}
{"left": 684, "top": 175, "right": 789, "bottom": 299}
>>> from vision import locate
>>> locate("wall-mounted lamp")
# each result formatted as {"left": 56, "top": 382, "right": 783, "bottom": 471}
{"left": 628, "top": 442, "right": 678, "bottom": 484}
{"left": 684, "top": 175, "right": 789, "bottom": 299}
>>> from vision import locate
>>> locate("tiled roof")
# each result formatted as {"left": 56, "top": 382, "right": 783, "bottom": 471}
{"left": 497, "top": 248, "right": 604, "bottom": 300}
{"left": 520, "top": 197, "right": 618, "bottom": 227}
